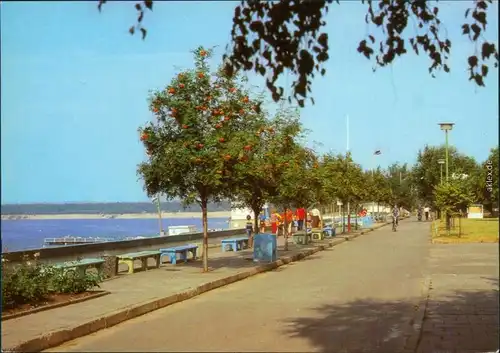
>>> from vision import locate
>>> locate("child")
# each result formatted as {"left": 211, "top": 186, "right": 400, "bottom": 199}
{"left": 246, "top": 215, "right": 255, "bottom": 248}
{"left": 245, "top": 215, "right": 253, "bottom": 238}
{"left": 259, "top": 212, "right": 266, "bottom": 233}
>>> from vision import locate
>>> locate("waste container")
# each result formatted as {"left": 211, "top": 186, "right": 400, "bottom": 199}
{"left": 253, "top": 233, "right": 277, "bottom": 262}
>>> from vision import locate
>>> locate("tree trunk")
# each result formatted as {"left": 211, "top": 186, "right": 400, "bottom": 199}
{"left": 283, "top": 207, "right": 289, "bottom": 251}
{"left": 342, "top": 205, "right": 345, "bottom": 234}
{"left": 251, "top": 205, "right": 262, "bottom": 248}
{"left": 201, "top": 198, "right": 209, "bottom": 272}
{"left": 347, "top": 202, "right": 351, "bottom": 233}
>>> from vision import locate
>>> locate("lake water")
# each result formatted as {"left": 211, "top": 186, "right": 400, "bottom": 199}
{"left": 1, "top": 217, "right": 229, "bottom": 252}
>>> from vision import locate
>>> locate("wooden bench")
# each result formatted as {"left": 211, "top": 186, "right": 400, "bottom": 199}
{"left": 159, "top": 244, "right": 198, "bottom": 265}
{"left": 117, "top": 250, "right": 161, "bottom": 274}
{"left": 53, "top": 258, "right": 105, "bottom": 277}
{"left": 221, "top": 237, "right": 249, "bottom": 252}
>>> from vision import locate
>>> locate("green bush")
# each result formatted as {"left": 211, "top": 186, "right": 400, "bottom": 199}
{"left": 49, "top": 268, "right": 101, "bottom": 294}
{"left": 1, "top": 255, "right": 102, "bottom": 309}
{"left": 2, "top": 261, "right": 52, "bottom": 308}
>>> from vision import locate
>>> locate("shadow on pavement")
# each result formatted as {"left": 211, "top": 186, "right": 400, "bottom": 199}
{"left": 281, "top": 279, "right": 499, "bottom": 353}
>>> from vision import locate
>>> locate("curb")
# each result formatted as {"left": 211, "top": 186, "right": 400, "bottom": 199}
{"left": 8, "top": 223, "right": 390, "bottom": 352}
{"left": 402, "top": 277, "right": 432, "bottom": 353}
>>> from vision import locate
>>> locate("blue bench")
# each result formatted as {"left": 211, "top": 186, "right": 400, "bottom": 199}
{"left": 323, "top": 226, "right": 336, "bottom": 237}
{"left": 221, "top": 237, "right": 249, "bottom": 252}
{"left": 160, "top": 244, "right": 198, "bottom": 265}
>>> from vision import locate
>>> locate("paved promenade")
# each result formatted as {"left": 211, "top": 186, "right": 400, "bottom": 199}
{"left": 47, "top": 220, "right": 429, "bottom": 352}
{"left": 416, "top": 242, "right": 499, "bottom": 353}
{"left": 2, "top": 227, "right": 373, "bottom": 352}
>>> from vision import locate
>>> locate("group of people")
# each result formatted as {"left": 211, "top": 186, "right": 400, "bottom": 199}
{"left": 417, "top": 205, "right": 432, "bottom": 221}
{"left": 244, "top": 207, "right": 323, "bottom": 238}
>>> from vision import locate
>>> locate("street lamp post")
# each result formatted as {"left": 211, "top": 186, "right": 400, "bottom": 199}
{"left": 438, "top": 159, "right": 445, "bottom": 185}
{"left": 438, "top": 123, "right": 454, "bottom": 232}
{"left": 438, "top": 123, "right": 455, "bottom": 183}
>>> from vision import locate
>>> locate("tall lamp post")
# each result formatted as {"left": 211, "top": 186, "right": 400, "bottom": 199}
{"left": 373, "top": 149, "right": 381, "bottom": 217}
{"left": 438, "top": 123, "right": 455, "bottom": 183}
{"left": 438, "top": 123, "right": 454, "bottom": 232}
{"left": 438, "top": 159, "right": 445, "bottom": 185}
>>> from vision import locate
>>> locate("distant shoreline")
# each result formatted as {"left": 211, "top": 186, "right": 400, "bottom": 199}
{"left": 1, "top": 211, "right": 232, "bottom": 221}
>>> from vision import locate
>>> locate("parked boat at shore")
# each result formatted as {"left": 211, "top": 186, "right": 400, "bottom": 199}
{"left": 43, "top": 236, "right": 112, "bottom": 246}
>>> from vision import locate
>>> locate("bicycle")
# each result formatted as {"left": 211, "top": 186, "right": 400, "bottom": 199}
{"left": 392, "top": 216, "right": 398, "bottom": 232}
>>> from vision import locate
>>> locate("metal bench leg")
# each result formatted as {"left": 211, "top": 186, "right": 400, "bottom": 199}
{"left": 222, "top": 243, "right": 226, "bottom": 252}
{"left": 76, "top": 267, "right": 86, "bottom": 277}
{"left": 141, "top": 258, "right": 148, "bottom": 271}
{"left": 232, "top": 241, "right": 237, "bottom": 251}
{"left": 192, "top": 249, "right": 197, "bottom": 260}
{"left": 154, "top": 255, "right": 160, "bottom": 268}
{"left": 119, "top": 259, "right": 134, "bottom": 274}
{"left": 96, "top": 265, "right": 104, "bottom": 278}
{"left": 182, "top": 251, "right": 188, "bottom": 263}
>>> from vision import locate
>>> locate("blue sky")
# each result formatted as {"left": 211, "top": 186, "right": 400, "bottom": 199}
{"left": 1, "top": 1, "right": 498, "bottom": 204}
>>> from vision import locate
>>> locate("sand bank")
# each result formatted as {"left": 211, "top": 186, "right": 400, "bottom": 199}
{"left": 1, "top": 211, "right": 232, "bottom": 221}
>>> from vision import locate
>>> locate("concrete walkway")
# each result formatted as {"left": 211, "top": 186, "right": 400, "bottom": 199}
{"left": 416, "top": 243, "right": 499, "bottom": 353}
{"left": 2, "top": 227, "right": 378, "bottom": 352}
{"left": 46, "top": 220, "right": 429, "bottom": 352}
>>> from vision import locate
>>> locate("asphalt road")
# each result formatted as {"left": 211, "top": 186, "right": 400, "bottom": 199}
{"left": 48, "top": 219, "right": 431, "bottom": 353}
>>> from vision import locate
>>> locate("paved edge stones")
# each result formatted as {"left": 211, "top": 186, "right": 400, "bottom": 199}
{"left": 9, "top": 221, "right": 393, "bottom": 353}
{"left": 402, "top": 276, "right": 432, "bottom": 353}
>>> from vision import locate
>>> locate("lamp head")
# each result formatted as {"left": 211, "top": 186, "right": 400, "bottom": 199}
{"left": 438, "top": 122, "right": 454, "bottom": 131}
{"left": 438, "top": 159, "right": 445, "bottom": 165}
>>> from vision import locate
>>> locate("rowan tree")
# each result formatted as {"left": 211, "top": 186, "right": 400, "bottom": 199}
{"left": 263, "top": 110, "right": 320, "bottom": 250}
{"left": 98, "top": 0, "right": 498, "bottom": 106}
{"left": 138, "top": 46, "right": 264, "bottom": 272}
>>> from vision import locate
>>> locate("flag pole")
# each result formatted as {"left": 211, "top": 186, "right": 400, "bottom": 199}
{"left": 346, "top": 114, "right": 350, "bottom": 233}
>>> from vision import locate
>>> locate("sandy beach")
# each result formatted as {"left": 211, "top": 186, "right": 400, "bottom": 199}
{"left": 1, "top": 211, "right": 232, "bottom": 221}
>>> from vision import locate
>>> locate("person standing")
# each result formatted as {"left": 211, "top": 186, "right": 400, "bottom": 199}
{"left": 296, "top": 207, "right": 306, "bottom": 230}
{"left": 259, "top": 212, "right": 266, "bottom": 233}
{"left": 310, "top": 208, "right": 321, "bottom": 228}
{"left": 285, "top": 208, "right": 294, "bottom": 236}
{"left": 245, "top": 215, "right": 253, "bottom": 237}
{"left": 245, "top": 215, "right": 254, "bottom": 247}
{"left": 271, "top": 211, "right": 278, "bottom": 235}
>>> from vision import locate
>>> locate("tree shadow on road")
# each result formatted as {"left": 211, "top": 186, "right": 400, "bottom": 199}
{"left": 281, "top": 280, "right": 499, "bottom": 353}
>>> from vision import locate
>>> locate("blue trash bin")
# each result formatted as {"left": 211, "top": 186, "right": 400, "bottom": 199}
{"left": 253, "top": 233, "right": 277, "bottom": 262}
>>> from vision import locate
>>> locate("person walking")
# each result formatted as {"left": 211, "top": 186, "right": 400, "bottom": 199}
{"left": 392, "top": 204, "right": 400, "bottom": 231}
{"left": 424, "top": 205, "right": 430, "bottom": 221}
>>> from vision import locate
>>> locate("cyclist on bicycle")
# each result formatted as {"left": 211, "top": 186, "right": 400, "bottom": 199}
{"left": 392, "top": 204, "right": 400, "bottom": 227}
